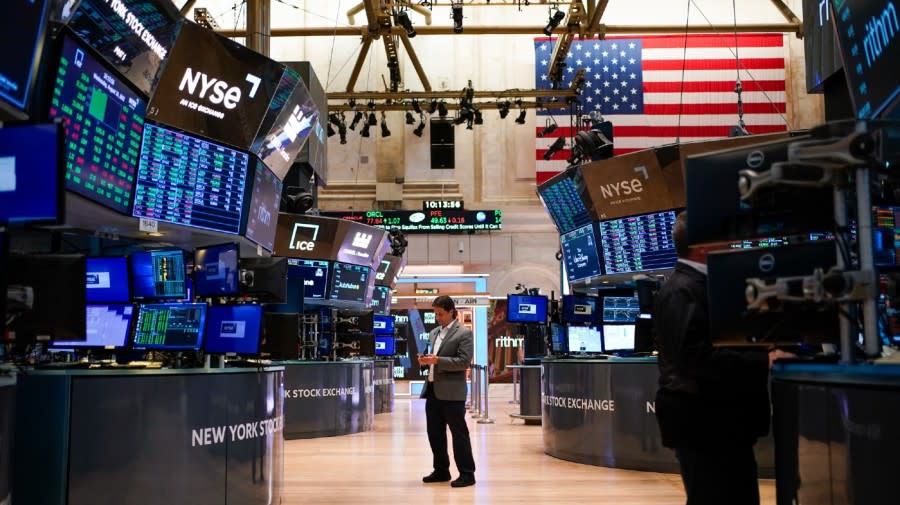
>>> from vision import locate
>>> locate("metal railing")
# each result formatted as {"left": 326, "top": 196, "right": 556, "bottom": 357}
{"left": 468, "top": 364, "right": 494, "bottom": 424}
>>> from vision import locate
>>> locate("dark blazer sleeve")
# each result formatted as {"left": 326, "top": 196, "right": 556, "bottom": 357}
{"left": 437, "top": 325, "right": 473, "bottom": 372}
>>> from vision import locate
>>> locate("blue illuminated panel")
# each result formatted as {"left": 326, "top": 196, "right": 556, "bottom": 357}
{"left": 204, "top": 305, "right": 262, "bottom": 355}
{"left": 52, "top": 304, "right": 134, "bottom": 348}
{"left": 244, "top": 161, "right": 283, "bottom": 251}
{"left": 130, "top": 250, "right": 187, "bottom": 300}
{"left": 560, "top": 223, "right": 603, "bottom": 283}
{"left": 132, "top": 303, "right": 206, "bottom": 350}
{"left": 133, "top": 123, "right": 249, "bottom": 234}
{"left": 86, "top": 257, "right": 130, "bottom": 303}
{"left": 598, "top": 210, "right": 678, "bottom": 275}
{"left": 329, "top": 262, "right": 370, "bottom": 303}
{"left": 538, "top": 175, "right": 591, "bottom": 234}
{"left": 602, "top": 297, "right": 640, "bottom": 323}
{"left": 287, "top": 259, "right": 329, "bottom": 299}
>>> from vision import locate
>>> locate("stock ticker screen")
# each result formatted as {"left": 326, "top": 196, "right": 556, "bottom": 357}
{"left": 560, "top": 223, "right": 603, "bottom": 283}
{"left": 598, "top": 210, "right": 678, "bottom": 275}
{"left": 132, "top": 303, "right": 207, "bottom": 350}
{"left": 49, "top": 34, "right": 146, "bottom": 213}
{"left": 133, "top": 123, "right": 250, "bottom": 234}
{"left": 538, "top": 173, "right": 592, "bottom": 234}
{"left": 244, "top": 160, "right": 283, "bottom": 251}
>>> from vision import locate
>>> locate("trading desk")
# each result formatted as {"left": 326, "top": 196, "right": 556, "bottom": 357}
{"left": 772, "top": 363, "right": 900, "bottom": 505}
{"left": 14, "top": 367, "right": 284, "bottom": 505}
{"left": 543, "top": 357, "right": 775, "bottom": 475}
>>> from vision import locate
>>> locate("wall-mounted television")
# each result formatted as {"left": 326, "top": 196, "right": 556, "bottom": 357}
{"left": 506, "top": 294, "right": 548, "bottom": 324}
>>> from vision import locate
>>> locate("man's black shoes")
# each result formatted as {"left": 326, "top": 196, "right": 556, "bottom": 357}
{"left": 422, "top": 471, "right": 451, "bottom": 483}
{"left": 451, "top": 474, "right": 476, "bottom": 488}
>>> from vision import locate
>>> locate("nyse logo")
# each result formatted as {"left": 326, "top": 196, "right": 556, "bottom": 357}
{"left": 574, "top": 304, "right": 592, "bottom": 315}
{"left": 352, "top": 232, "right": 373, "bottom": 249}
{"left": 178, "top": 67, "right": 262, "bottom": 110}
{"left": 519, "top": 303, "right": 537, "bottom": 315}
{"left": 268, "top": 105, "right": 314, "bottom": 151}
{"left": 288, "top": 223, "right": 320, "bottom": 251}
{"left": 598, "top": 166, "right": 648, "bottom": 200}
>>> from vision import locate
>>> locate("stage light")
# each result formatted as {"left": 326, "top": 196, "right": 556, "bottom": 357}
{"left": 327, "top": 123, "right": 335, "bottom": 137}
{"left": 396, "top": 10, "right": 416, "bottom": 38}
{"left": 543, "top": 9, "right": 566, "bottom": 36}
{"left": 412, "top": 99, "right": 422, "bottom": 114}
{"left": 452, "top": 4, "right": 463, "bottom": 33}
{"left": 473, "top": 109, "right": 483, "bottom": 125}
{"left": 571, "top": 128, "right": 614, "bottom": 163}
{"left": 539, "top": 117, "right": 558, "bottom": 137}
{"left": 413, "top": 119, "right": 426, "bottom": 137}
{"left": 349, "top": 111, "right": 364, "bottom": 130}
{"left": 428, "top": 99, "right": 438, "bottom": 114}
{"left": 406, "top": 111, "right": 416, "bottom": 125}
{"left": 497, "top": 101, "right": 510, "bottom": 119}
{"left": 543, "top": 137, "right": 565, "bottom": 160}
{"left": 360, "top": 122, "right": 371, "bottom": 138}
{"left": 368, "top": 112, "right": 378, "bottom": 126}
{"left": 515, "top": 108, "right": 526, "bottom": 124}
{"left": 381, "top": 122, "right": 391, "bottom": 137}
{"left": 438, "top": 101, "right": 448, "bottom": 117}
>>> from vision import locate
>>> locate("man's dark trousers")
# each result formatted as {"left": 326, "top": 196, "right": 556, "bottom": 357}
{"left": 424, "top": 382, "right": 475, "bottom": 475}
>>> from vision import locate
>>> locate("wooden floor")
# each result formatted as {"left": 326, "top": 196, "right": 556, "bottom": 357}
{"left": 282, "top": 383, "right": 776, "bottom": 504}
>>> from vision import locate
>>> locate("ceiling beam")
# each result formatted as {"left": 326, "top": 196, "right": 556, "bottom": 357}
{"left": 769, "top": 0, "right": 803, "bottom": 37}
{"left": 216, "top": 23, "right": 801, "bottom": 38}
{"left": 329, "top": 101, "right": 573, "bottom": 112}
{"left": 328, "top": 89, "right": 577, "bottom": 100}
{"left": 583, "top": 0, "right": 609, "bottom": 37}
{"left": 398, "top": 31, "right": 432, "bottom": 92}
{"left": 345, "top": 36, "right": 374, "bottom": 92}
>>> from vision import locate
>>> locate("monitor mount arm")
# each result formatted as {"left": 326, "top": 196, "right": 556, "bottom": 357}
{"left": 745, "top": 267, "right": 876, "bottom": 311}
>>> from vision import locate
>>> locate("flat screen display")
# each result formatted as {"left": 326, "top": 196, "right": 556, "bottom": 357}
{"left": 561, "top": 294, "right": 596, "bottom": 324}
{"left": 244, "top": 160, "right": 283, "bottom": 252}
{"left": 803, "top": 0, "right": 843, "bottom": 92}
{"left": 598, "top": 210, "right": 678, "bottom": 275}
{"left": 373, "top": 314, "right": 394, "bottom": 334}
{"left": 602, "top": 296, "right": 640, "bottom": 323}
{"left": 133, "top": 123, "right": 250, "bottom": 234}
{"left": 86, "top": 257, "right": 130, "bottom": 303}
{"left": 273, "top": 213, "right": 340, "bottom": 260}
{"left": 146, "top": 21, "right": 285, "bottom": 149}
{"left": 832, "top": 0, "right": 900, "bottom": 118}
{"left": 506, "top": 294, "right": 548, "bottom": 324}
{"left": 254, "top": 67, "right": 318, "bottom": 177}
{"left": 132, "top": 302, "right": 206, "bottom": 350}
{"left": 334, "top": 219, "right": 389, "bottom": 269}
{"left": 567, "top": 326, "right": 602, "bottom": 353}
{"left": 52, "top": 304, "right": 134, "bottom": 348}
{"left": 194, "top": 243, "right": 240, "bottom": 297}
{"left": 329, "top": 262, "right": 371, "bottom": 304}
{"left": 204, "top": 304, "right": 263, "bottom": 355}
{"left": 0, "top": 123, "right": 64, "bottom": 223}
{"left": 603, "top": 324, "right": 635, "bottom": 352}
{"left": 66, "top": 0, "right": 182, "bottom": 95}
{"left": 130, "top": 250, "right": 187, "bottom": 300}
{"left": 560, "top": 223, "right": 603, "bottom": 283}
{"left": 370, "top": 285, "right": 392, "bottom": 315}
{"left": 374, "top": 335, "right": 395, "bottom": 356}
{"left": 286, "top": 258, "right": 329, "bottom": 299}
{"left": 0, "top": 0, "right": 50, "bottom": 116}
{"left": 549, "top": 322, "right": 567, "bottom": 353}
{"left": 537, "top": 171, "right": 592, "bottom": 234}
{"left": 374, "top": 255, "right": 402, "bottom": 287}
{"left": 49, "top": 33, "right": 146, "bottom": 213}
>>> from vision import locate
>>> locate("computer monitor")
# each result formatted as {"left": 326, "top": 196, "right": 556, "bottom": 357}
{"left": 831, "top": 0, "right": 900, "bottom": 118}
{"left": 244, "top": 160, "right": 283, "bottom": 252}
{"left": 48, "top": 32, "right": 146, "bottom": 214}
{"left": 5, "top": 254, "right": 86, "bottom": 342}
{"left": 259, "top": 311, "right": 297, "bottom": 360}
{"left": 85, "top": 257, "right": 130, "bottom": 303}
{"left": 567, "top": 326, "right": 602, "bottom": 354}
{"left": 239, "top": 257, "right": 287, "bottom": 303}
{"left": 130, "top": 250, "right": 188, "bottom": 301}
{"left": 601, "top": 296, "right": 640, "bottom": 323}
{"left": 0, "top": 0, "right": 52, "bottom": 118}
{"left": 684, "top": 136, "right": 834, "bottom": 245}
{"left": 193, "top": 243, "right": 240, "bottom": 297}
{"left": 329, "top": 262, "right": 372, "bottom": 305}
{"left": 51, "top": 304, "right": 134, "bottom": 349}
{"left": 598, "top": 210, "right": 678, "bottom": 276}
{"left": 634, "top": 316, "right": 655, "bottom": 353}
{"left": 561, "top": 294, "right": 597, "bottom": 325}
{"left": 204, "top": 305, "right": 263, "bottom": 355}
{"left": 873, "top": 206, "right": 900, "bottom": 267}
{"left": 0, "top": 123, "right": 65, "bottom": 223}
{"left": 370, "top": 285, "right": 392, "bottom": 315}
{"left": 374, "top": 335, "right": 395, "bottom": 356}
{"left": 374, "top": 254, "right": 403, "bottom": 287}
{"left": 286, "top": 258, "right": 329, "bottom": 299}
{"left": 549, "top": 322, "right": 568, "bottom": 354}
{"left": 537, "top": 168, "right": 593, "bottom": 234}
{"left": 131, "top": 303, "right": 207, "bottom": 350}
{"left": 560, "top": 223, "right": 603, "bottom": 283}
{"left": 707, "top": 241, "right": 839, "bottom": 345}
{"left": 133, "top": 123, "right": 251, "bottom": 235}
{"left": 373, "top": 314, "right": 395, "bottom": 335}
{"left": 506, "top": 294, "right": 549, "bottom": 324}
{"left": 602, "top": 324, "right": 635, "bottom": 353}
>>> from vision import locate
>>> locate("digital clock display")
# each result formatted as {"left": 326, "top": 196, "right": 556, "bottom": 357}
{"left": 423, "top": 200, "right": 463, "bottom": 210}
{"left": 322, "top": 209, "right": 502, "bottom": 234}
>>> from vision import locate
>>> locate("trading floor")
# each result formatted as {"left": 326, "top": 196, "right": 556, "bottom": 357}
{"left": 282, "top": 384, "right": 776, "bottom": 504}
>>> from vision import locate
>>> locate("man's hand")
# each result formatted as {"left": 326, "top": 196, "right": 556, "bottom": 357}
{"left": 768, "top": 349, "right": 797, "bottom": 369}
{"left": 419, "top": 354, "right": 439, "bottom": 365}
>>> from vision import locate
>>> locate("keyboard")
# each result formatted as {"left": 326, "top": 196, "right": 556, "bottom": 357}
{"left": 35, "top": 361, "right": 92, "bottom": 370}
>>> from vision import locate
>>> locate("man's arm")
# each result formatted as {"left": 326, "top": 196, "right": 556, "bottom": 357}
{"left": 437, "top": 328, "right": 473, "bottom": 371}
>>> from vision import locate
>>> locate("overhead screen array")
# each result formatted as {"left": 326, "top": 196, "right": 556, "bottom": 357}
{"left": 598, "top": 210, "right": 678, "bottom": 276}
{"left": 0, "top": 0, "right": 51, "bottom": 117}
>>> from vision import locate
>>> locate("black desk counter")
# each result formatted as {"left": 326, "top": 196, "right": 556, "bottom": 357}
{"left": 14, "top": 367, "right": 284, "bottom": 505}
{"left": 373, "top": 360, "right": 395, "bottom": 414}
{"left": 772, "top": 363, "right": 900, "bottom": 505}
{"left": 280, "top": 360, "right": 375, "bottom": 439}
{"left": 1, "top": 371, "right": 14, "bottom": 505}
{"left": 542, "top": 358, "right": 775, "bottom": 475}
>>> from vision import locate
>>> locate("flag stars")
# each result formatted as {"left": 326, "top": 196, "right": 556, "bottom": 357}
{"left": 541, "top": 75, "right": 548, "bottom": 81}
{"left": 576, "top": 44, "right": 582, "bottom": 50}
{"left": 585, "top": 52, "right": 591, "bottom": 57}
{"left": 585, "top": 67, "right": 592, "bottom": 72}
{"left": 611, "top": 43, "right": 618, "bottom": 50}
{"left": 630, "top": 73, "right": 636, "bottom": 79}
{"left": 631, "top": 88, "right": 637, "bottom": 95}
{"left": 567, "top": 51, "right": 573, "bottom": 58}
{"left": 602, "top": 50, "right": 608, "bottom": 57}
{"left": 595, "top": 104, "right": 602, "bottom": 110}
{"left": 567, "top": 67, "right": 574, "bottom": 73}
{"left": 628, "top": 42, "right": 636, "bottom": 49}
{"left": 594, "top": 43, "right": 600, "bottom": 50}
{"left": 603, "top": 81, "right": 610, "bottom": 87}
{"left": 620, "top": 65, "right": 626, "bottom": 72}
{"left": 593, "top": 58, "right": 600, "bottom": 65}
{"left": 622, "top": 96, "right": 628, "bottom": 103}
{"left": 629, "top": 58, "right": 636, "bottom": 65}
{"left": 603, "top": 65, "right": 609, "bottom": 72}
{"left": 611, "top": 58, "right": 618, "bottom": 65}
{"left": 613, "top": 103, "right": 620, "bottom": 110}
{"left": 631, "top": 103, "right": 638, "bottom": 110}
{"left": 541, "top": 59, "right": 548, "bottom": 66}
{"left": 603, "top": 96, "right": 611, "bottom": 102}
{"left": 594, "top": 88, "right": 602, "bottom": 95}
{"left": 612, "top": 73, "right": 618, "bottom": 79}
{"left": 540, "top": 44, "right": 548, "bottom": 51}
{"left": 620, "top": 50, "right": 626, "bottom": 57}
{"left": 594, "top": 73, "right": 602, "bottom": 80}
{"left": 621, "top": 80, "right": 628, "bottom": 87}
{"left": 586, "top": 97, "right": 593, "bottom": 103}
{"left": 576, "top": 59, "right": 583, "bottom": 65}
{"left": 585, "top": 81, "right": 592, "bottom": 87}
{"left": 612, "top": 88, "right": 620, "bottom": 95}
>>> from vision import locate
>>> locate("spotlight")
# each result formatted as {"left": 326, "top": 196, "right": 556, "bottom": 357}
{"left": 381, "top": 121, "right": 391, "bottom": 137}
{"left": 571, "top": 128, "right": 614, "bottom": 163}
{"left": 406, "top": 111, "right": 416, "bottom": 125}
{"left": 389, "top": 228, "right": 408, "bottom": 257}
{"left": 338, "top": 124, "right": 347, "bottom": 144}
{"left": 515, "top": 108, "right": 527, "bottom": 125}
{"left": 543, "top": 137, "right": 566, "bottom": 160}
{"left": 428, "top": 99, "right": 438, "bottom": 114}
{"left": 454, "top": 114, "right": 467, "bottom": 126}
{"left": 360, "top": 122, "right": 371, "bottom": 138}
{"left": 327, "top": 123, "right": 336, "bottom": 137}
{"left": 349, "top": 98, "right": 357, "bottom": 110}
{"left": 451, "top": 4, "right": 463, "bottom": 33}
{"left": 396, "top": 10, "right": 416, "bottom": 38}
{"left": 438, "top": 101, "right": 448, "bottom": 117}
{"left": 413, "top": 120, "right": 426, "bottom": 137}
{"left": 349, "top": 111, "right": 364, "bottom": 130}
{"left": 539, "top": 118, "right": 558, "bottom": 137}
{"left": 497, "top": 101, "right": 510, "bottom": 119}
{"left": 368, "top": 112, "right": 378, "bottom": 126}
{"left": 543, "top": 9, "right": 566, "bottom": 36}
{"left": 412, "top": 99, "right": 422, "bottom": 114}
{"left": 473, "top": 109, "right": 483, "bottom": 125}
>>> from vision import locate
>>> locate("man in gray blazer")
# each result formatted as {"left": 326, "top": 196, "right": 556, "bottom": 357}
{"left": 418, "top": 295, "right": 476, "bottom": 488}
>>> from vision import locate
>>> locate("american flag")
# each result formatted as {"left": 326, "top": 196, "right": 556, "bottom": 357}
{"left": 534, "top": 33, "right": 790, "bottom": 185}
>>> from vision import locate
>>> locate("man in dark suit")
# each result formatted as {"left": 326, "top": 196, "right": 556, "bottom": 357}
{"left": 654, "top": 211, "right": 793, "bottom": 505}
{"left": 418, "top": 295, "right": 476, "bottom": 488}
